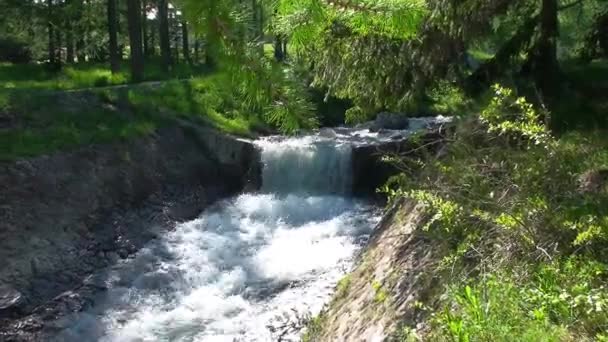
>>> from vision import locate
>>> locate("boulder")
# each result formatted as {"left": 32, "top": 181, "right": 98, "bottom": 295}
{"left": 319, "top": 127, "right": 337, "bottom": 139}
{"left": 0, "top": 285, "right": 24, "bottom": 317}
{"left": 370, "top": 112, "right": 409, "bottom": 131}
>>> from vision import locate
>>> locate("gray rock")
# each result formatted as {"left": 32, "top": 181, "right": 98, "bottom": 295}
{"left": 0, "top": 285, "right": 24, "bottom": 315}
{"left": 105, "top": 251, "right": 119, "bottom": 264}
{"left": 319, "top": 127, "right": 337, "bottom": 139}
{"left": 371, "top": 112, "right": 410, "bottom": 131}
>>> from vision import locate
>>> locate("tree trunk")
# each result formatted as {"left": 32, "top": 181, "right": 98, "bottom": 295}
{"left": 158, "top": 0, "right": 171, "bottom": 71}
{"left": 283, "top": 40, "right": 288, "bottom": 59}
{"left": 65, "top": 0, "right": 74, "bottom": 63}
{"left": 127, "top": 0, "right": 144, "bottom": 82}
{"left": 66, "top": 34, "right": 74, "bottom": 63}
{"left": 171, "top": 10, "right": 179, "bottom": 63}
{"left": 55, "top": 28, "right": 62, "bottom": 63}
{"left": 274, "top": 35, "right": 284, "bottom": 61}
{"left": 182, "top": 20, "right": 190, "bottom": 63}
{"left": 251, "top": 0, "right": 263, "bottom": 55}
{"left": 108, "top": 0, "right": 120, "bottom": 73}
{"left": 75, "top": 0, "right": 86, "bottom": 62}
{"left": 194, "top": 37, "right": 200, "bottom": 64}
{"left": 142, "top": 0, "right": 149, "bottom": 56}
{"left": 535, "top": 0, "right": 560, "bottom": 104}
{"left": 150, "top": 18, "right": 156, "bottom": 56}
{"left": 47, "top": 0, "right": 56, "bottom": 64}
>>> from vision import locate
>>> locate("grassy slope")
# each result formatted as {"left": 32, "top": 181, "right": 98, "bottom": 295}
{"left": 0, "top": 59, "right": 208, "bottom": 91}
{"left": 0, "top": 73, "right": 265, "bottom": 161}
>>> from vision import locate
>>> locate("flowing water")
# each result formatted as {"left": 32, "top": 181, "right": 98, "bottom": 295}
{"left": 55, "top": 136, "right": 383, "bottom": 342}
{"left": 55, "top": 118, "right": 448, "bottom": 341}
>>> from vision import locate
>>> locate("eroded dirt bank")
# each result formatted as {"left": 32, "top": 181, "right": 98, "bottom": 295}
{"left": 0, "top": 125, "right": 260, "bottom": 340}
{"left": 306, "top": 199, "right": 447, "bottom": 341}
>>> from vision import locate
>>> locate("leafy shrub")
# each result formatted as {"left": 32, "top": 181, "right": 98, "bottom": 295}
{"left": 431, "top": 259, "right": 608, "bottom": 341}
{"left": 385, "top": 84, "right": 608, "bottom": 341}
{"left": 429, "top": 81, "right": 471, "bottom": 115}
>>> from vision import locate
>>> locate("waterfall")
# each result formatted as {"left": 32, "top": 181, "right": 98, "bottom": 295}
{"left": 56, "top": 134, "right": 380, "bottom": 342}
{"left": 256, "top": 137, "right": 353, "bottom": 195}
{"left": 51, "top": 118, "right": 450, "bottom": 341}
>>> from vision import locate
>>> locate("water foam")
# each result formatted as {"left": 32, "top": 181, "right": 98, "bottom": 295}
{"left": 57, "top": 193, "right": 378, "bottom": 342}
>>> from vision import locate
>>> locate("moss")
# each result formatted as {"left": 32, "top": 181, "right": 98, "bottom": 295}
{"left": 301, "top": 313, "right": 327, "bottom": 342}
{"left": 372, "top": 280, "right": 389, "bottom": 304}
{"left": 335, "top": 275, "right": 352, "bottom": 300}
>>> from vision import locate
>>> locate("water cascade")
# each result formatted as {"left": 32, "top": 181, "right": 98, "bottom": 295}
{"left": 55, "top": 119, "right": 448, "bottom": 341}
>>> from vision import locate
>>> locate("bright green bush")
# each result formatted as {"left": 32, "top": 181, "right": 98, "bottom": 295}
{"left": 385, "top": 85, "right": 608, "bottom": 341}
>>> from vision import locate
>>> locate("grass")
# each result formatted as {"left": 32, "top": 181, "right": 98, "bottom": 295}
{"left": 0, "top": 90, "right": 163, "bottom": 160}
{"left": 335, "top": 275, "right": 352, "bottom": 300}
{"left": 0, "top": 72, "right": 266, "bottom": 161}
{"left": 0, "top": 59, "right": 209, "bottom": 91}
{"left": 301, "top": 314, "right": 327, "bottom": 342}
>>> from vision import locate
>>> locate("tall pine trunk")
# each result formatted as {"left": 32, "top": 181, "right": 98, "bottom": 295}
{"left": 75, "top": 0, "right": 86, "bottom": 62}
{"left": 251, "top": 0, "right": 263, "bottom": 55}
{"left": 108, "top": 0, "right": 120, "bottom": 73}
{"left": 194, "top": 37, "right": 200, "bottom": 64}
{"left": 535, "top": 0, "right": 560, "bottom": 105}
{"left": 55, "top": 28, "right": 62, "bottom": 63}
{"left": 47, "top": 0, "right": 56, "bottom": 64}
{"left": 150, "top": 18, "right": 156, "bottom": 56}
{"left": 274, "top": 35, "right": 284, "bottom": 61}
{"left": 142, "top": 0, "right": 149, "bottom": 56}
{"left": 182, "top": 20, "right": 190, "bottom": 63}
{"left": 171, "top": 10, "right": 179, "bottom": 63}
{"left": 127, "top": 0, "right": 144, "bottom": 82}
{"left": 65, "top": 0, "right": 74, "bottom": 63}
{"left": 158, "top": 0, "right": 171, "bottom": 72}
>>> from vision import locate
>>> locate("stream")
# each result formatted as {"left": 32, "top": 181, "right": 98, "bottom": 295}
{"left": 53, "top": 119, "right": 447, "bottom": 341}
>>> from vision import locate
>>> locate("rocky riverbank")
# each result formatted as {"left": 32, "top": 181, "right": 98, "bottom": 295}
{"left": 0, "top": 124, "right": 260, "bottom": 341}
{"left": 302, "top": 199, "right": 446, "bottom": 341}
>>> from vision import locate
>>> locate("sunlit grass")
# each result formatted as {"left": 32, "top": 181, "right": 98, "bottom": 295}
{"left": 1, "top": 71, "right": 266, "bottom": 160}
{"left": 0, "top": 59, "right": 208, "bottom": 91}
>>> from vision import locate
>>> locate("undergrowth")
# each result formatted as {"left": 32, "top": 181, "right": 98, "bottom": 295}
{"left": 384, "top": 84, "right": 608, "bottom": 341}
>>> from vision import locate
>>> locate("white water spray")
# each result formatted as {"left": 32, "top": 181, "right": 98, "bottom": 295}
{"left": 56, "top": 133, "right": 386, "bottom": 342}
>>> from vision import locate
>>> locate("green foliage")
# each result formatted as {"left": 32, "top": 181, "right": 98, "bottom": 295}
{"left": 386, "top": 85, "right": 608, "bottom": 340}
{"left": 372, "top": 280, "right": 389, "bottom": 303}
{"left": 121, "top": 74, "right": 263, "bottom": 136}
{"left": 335, "top": 275, "right": 352, "bottom": 300}
{"left": 301, "top": 314, "right": 327, "bottom": 342}
{"left": 0, "top": 72, "right": 272, "bottom": 160}
{"left": 428, "top": 82, "right": 472, "bottom": 116}
{"left": 273, "top": 0, "right": 429, "bottom": 114}
{"left": 277, "top": 0, "right": 426, "bottom": 51}
{"left": 481, "top": 84, "right": 552, "bottom": 146}
{"left": 431, "top": 275, "right": 569, "bottom": 342}
{"left": 431, "top": 259, "right": 608, "bottom": 341}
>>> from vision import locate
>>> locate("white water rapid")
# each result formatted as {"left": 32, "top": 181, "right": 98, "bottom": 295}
{"left": 56, "top": 133, "right": 387, "bottom": 342}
